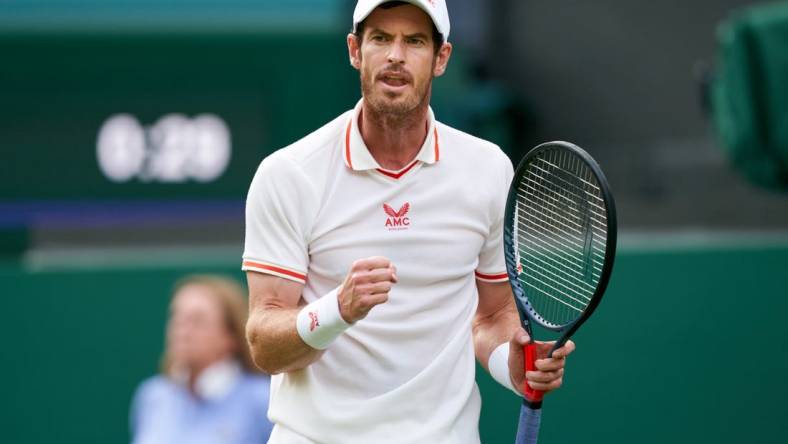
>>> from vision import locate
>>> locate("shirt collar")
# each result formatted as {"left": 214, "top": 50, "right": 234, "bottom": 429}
{"left": 343, "top": 99, "right": 441, "bottom": 172}
{"left": 172, "top": 358, "right": 241, "bottom": 401}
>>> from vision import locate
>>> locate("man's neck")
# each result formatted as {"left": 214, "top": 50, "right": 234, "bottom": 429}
{"left": 359, "top": 99, "right": 430, "bottom": 171}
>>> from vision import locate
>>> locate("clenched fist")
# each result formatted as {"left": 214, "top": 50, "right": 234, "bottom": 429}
{"left": 338, "top": 256, "right": 398, "bottom": 323}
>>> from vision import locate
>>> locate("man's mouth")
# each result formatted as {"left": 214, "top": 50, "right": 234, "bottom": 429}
{"left": 378, "top": 72, "right": 411, "bottom": 88}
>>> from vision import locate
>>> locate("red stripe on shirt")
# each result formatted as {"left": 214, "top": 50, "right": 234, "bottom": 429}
{"left": 243, "top": 261, "right": 306, "bottom": 281}
{"left": 475, "top": 271, "right": 509, "bottom": 281}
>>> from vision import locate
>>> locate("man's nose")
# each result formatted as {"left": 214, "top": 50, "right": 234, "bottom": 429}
{"left": 387, "top": 39, "right": 406, "bottom": 64}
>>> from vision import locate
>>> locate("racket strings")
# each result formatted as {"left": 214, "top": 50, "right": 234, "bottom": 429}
{"left": 529, "top": 159, "right": 608, "bottom": 228}
{"left": 517, "top": 178, "right": 606, "bottom": 241}
{"left": 514, "top": 149, "right": 608, "bottom": 327}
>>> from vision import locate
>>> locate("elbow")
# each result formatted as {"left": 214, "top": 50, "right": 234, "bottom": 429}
{"left": 257, "top": 354, "right": 285, "bottom": 375}
{"left": 245, "top": 309, "right": 317, "bottom": 375}
{"left": 251, "top": 356, "right": 280, "bottom": 375}
{"left": 247, "top": 339, "right": 282, "bottom": 375}
{"left": 246, "top": 318, "right": 279, "bottom": 374}
{"left": 471, "top": 313, "right": 489, "bottom": 341}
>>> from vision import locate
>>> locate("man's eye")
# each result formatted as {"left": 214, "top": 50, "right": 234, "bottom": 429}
{"left": 408, "top": 39, "right": 425, "bottom": 46}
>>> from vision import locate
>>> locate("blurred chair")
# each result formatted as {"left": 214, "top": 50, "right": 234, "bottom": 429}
{"left": 708, "top": 2, "right": 788, "bottom": 191}
{"left": 130, "top": 275, "right": 273, "bottom": 444}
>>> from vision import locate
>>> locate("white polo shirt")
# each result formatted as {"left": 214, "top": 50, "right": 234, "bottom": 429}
{"left": 243, "top": 99, "right": 512, "bottom": 444}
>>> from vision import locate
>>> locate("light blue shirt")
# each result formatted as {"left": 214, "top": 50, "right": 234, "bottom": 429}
{"left": 130, "top": 373, "right": 273, "bottom": 444}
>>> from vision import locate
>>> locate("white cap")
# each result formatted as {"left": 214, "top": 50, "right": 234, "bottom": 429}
{"left": 352, "top": 0, "right": 450, "bottom": 42}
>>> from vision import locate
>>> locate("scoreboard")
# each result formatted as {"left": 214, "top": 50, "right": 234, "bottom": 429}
{"left": 0, "top": 2, "right": 355, "bottom": 203}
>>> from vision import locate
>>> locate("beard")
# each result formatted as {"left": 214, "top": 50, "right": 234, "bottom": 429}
{"left": 360, "top": 64, "right": 432, "bottom": 118}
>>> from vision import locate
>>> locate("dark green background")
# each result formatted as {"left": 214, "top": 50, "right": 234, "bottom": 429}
{"left": 3, "top": 3, "right": 787, "bottom": 443}
{"left": 0, "top": 31, "right": 358, "bottom": 199}
{"left": 2, "top": 244, "right": 786, "bottom": 443}
{"left": 711, "top": 2, "right": 788, "bottom": 190}
{"left": 0, "top": 28, "right": 482, "bottom": 202}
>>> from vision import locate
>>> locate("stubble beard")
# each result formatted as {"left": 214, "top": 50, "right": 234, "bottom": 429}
{"left": 360, "top": 67, "right": 432, "bottom": 126}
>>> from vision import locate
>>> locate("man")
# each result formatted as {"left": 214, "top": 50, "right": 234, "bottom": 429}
{"left": 243, "top": 1, "right": 575, "bottom": 442}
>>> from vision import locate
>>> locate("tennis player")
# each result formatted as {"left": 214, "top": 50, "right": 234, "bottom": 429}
{"left": 243, "top": 1, "right": 575, "bottom": 442}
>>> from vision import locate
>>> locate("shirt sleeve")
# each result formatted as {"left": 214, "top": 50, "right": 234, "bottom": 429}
{"left": 242, "top": 153, "right": 317, "bottom": 284}
{"left": 476, "top": 151, "right": 514, "bottom": 283}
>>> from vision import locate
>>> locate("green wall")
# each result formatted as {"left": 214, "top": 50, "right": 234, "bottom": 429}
{"left": 0, "top": 30, "right": 357, "bottom": 200}
{"left": 478, "top": 243, "right": 788, "bottom": 443}
{"left": 2, "top": 243, "right": 787, "bottom": 443}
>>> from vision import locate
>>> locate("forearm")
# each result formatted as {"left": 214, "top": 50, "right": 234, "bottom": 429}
{"left": 246, "top": 307, "right": 324, "bottom": 375}
{"left": 472, "top": 301, "right": 520, "bottom": 371}
{"left": 243, "top": 258, "right": 394, "bottom": 375}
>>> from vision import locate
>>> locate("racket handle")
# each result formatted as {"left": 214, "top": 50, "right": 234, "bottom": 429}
{"left": 515, "top": 401, "right": 542, "bottom": 444}
{"left": 523, "top": 343, "right": 544, "bottom": 404}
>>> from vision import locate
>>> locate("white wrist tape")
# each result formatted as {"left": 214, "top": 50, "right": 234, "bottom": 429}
{"left": 489, "top": 342, "right": 522, "bottom": 396}
{"left": 296, "top": 288, "right": 351, "bottom": 350}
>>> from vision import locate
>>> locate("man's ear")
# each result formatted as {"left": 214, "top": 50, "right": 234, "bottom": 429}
{"left": 347, "top": 33, "right": 362, "bottom": 70}
{"left": 433, "top": 42, "right": 453, "bottom": 77}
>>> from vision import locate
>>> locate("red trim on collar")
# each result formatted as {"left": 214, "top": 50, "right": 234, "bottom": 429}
{"left": 346, "top": 117, "right": 439, "bottom": 173}
{"left": 345, "top": 119, "right": 353, "bottom": 169}
{"left": 376, "top": 160, "right": 419, "bottom": 179}
{"left": 434, "top": 127, "right": 440, "bottom": 162}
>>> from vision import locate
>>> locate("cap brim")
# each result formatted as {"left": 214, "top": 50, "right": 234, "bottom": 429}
{"left": 353, "top": 0, "right": 448, "bottom": 40}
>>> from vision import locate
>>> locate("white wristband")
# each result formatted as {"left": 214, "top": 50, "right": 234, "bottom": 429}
{"left": 488, "top": 342, "right": 522, "bottom": 396}
{"left": 296, "top": 288, "right": 351, "bottom": 350}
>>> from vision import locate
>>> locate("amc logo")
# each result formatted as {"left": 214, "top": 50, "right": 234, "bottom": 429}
{"left": 96, "top": 113, "right": 231, "bottom": 183}
{"left": 384, "top": 203, "right": 411, "bottom": 230}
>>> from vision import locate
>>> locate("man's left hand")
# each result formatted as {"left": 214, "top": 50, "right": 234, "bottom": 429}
{"left": 506, "top": 327, "right": 576, "bottom": 395}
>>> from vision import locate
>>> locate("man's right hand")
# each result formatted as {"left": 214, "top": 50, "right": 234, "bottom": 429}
{"left": 338, "top": 256, "right": 398, "bottom": 323}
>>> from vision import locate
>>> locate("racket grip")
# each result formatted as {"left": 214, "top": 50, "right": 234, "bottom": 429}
{"left": 515, "top": 402, "right": 542, "bottom": 444}
{"left": 523, "top": 343, "right": 544, "bottom": 404}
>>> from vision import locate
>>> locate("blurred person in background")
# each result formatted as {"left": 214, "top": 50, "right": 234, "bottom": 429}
{"left": 130, "top": 275, "right": 273, "bottom": 444}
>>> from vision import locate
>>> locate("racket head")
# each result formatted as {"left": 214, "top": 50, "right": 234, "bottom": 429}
{"left": 504, "top": 141, "right": 617, "bottom": 336}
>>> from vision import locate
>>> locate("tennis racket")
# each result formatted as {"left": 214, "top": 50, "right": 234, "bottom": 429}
{"left": 503, "top": 141, "right": 617, "bottom": 444}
